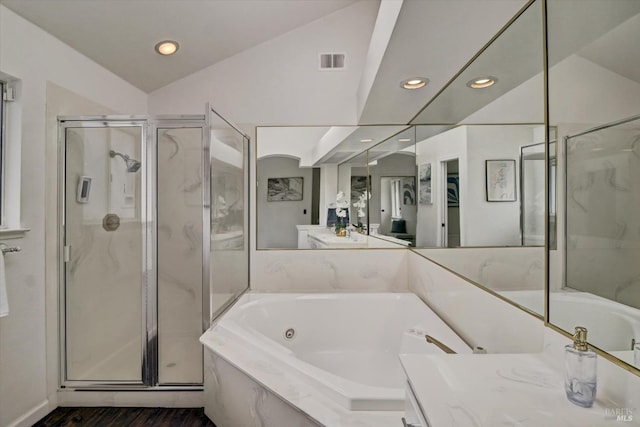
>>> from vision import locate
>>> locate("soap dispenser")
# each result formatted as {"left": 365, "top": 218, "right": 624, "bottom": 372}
{"left": 564, "top": 326, "right": 597, "bottom": 408}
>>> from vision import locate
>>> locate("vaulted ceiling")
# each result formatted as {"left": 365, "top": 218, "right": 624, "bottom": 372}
{"left": 0, "top": 0, "right": 359, "bottom": 92}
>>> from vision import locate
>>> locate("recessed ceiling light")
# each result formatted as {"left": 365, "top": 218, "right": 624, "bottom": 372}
{"left": 467, "top": 76, "right": 497, "bottom": 89}
{"left": 401, "top": 77, "right": 429, "bottom": 90}
{"left": 360, "top": 138, "right": 373, "bottom": 143}
{"left": 155, "top": 40, "right": 179, "bottom": 56}
{"left": 398, "top": 138, "right": 412, "bottom": 142}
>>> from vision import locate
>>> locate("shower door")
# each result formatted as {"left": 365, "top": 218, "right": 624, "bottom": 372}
{"left": 207, "top": 106, "right": 250, "bottom": 321}
{"left": 155, "top": 121, "right": 205, "bottom": 385}
{"left": 60, "top": 120, "right": 149, "bottom": 386}
{"left": 59, "top": 110, "right": 245, "bottom": 388}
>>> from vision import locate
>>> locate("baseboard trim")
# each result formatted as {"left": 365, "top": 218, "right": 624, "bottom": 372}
{"left": 57, "top": 390, "right": 204, "bottom": 407}
{"left": 6, "top": 399, "right": 50, "bottom": 427}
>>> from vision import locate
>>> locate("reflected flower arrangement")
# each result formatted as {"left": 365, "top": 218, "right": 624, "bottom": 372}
{"left": 335, "top": 192, "right": 350, "bottom": 235}
{"left": 353, "top": 191, "right": 371, "bottom": 229}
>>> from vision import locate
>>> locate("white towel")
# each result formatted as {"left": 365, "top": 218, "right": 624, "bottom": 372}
{"left": 0, "top": 251, "right": 8, "bottom": 317}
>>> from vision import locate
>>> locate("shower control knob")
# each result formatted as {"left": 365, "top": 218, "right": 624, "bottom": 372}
{"left": 103, "top": 213, "right": 121, "bottom": 232}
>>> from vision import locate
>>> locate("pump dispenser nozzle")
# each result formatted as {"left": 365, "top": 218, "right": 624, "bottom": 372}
{"left": 573, "top": 326, "right": 589, "bottom": 351}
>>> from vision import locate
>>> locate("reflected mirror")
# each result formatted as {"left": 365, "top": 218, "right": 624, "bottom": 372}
{"left": 547, "top": 0, "right": 640, "bottom": 371}
{"left": 256, "top": 125, "right": 408, "bottom": 250}
{"left": 256, "top": 0, "right": 546, "bottom": 316}
{"left": 367, "top": 127, "right": 416, "bottom": 247}
{"left": 408, "top": 0, "right": 545, "bottom": 316}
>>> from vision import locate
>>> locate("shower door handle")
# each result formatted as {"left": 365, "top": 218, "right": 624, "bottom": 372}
{"left": 64, "top": 245, "right": 71, "bottom": 263}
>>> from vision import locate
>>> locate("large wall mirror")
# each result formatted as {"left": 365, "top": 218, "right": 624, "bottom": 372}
{"left": 256, "top": 0, "right": 547, "bottom": 318}
{"left": 408, "top": 0, "right": 545, "bottom": 317}
{"left": 256, "top": 125, "right": 410, "bottom": 250}
{"left": 547, "top": 0, "right": 640, "bottom": 373}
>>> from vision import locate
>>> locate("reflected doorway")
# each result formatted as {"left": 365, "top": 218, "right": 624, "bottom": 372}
{"left": 441, "top": 158, "right": 460, "bottom": 247}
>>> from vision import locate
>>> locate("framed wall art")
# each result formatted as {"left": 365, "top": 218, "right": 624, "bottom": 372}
{"left": 419, "top": 163, "right": 432, "bottom": 205}
{"left": 486, "top": 159, "right": 516, "bottom": 202}
{"left": 267, "top": 177, "right": 303, "bottom": 201}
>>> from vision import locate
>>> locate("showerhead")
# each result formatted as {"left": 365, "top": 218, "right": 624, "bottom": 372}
{"left": 110, "top": 150, "right": 141, "bottom": 173}
{"left": 126, "top": 158, "right": 141, "bottom": 173}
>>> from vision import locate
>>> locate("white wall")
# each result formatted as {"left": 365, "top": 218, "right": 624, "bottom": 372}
{"left": 147, "top": 0, "right": 379, "bottom": 124}
{"left": 415, "top": 125, "right": 542, "bottom": 247}
{"left": 0, "top": 6, "right": 147, "bottom": 427}
{"left": 464, "top": 125, "right": 533, "bottom": 246}
{"left": 257, "top": 157, "right": 313, "bottom": 248}
{"left": 415, "top": 126, "right": 467, "bottom": 246}
{"left": 145, "top": 1, "right": 379, "bottom": 281}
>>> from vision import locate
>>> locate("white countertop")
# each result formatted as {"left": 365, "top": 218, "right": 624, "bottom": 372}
{"left": 306, "top": 228, "right": 405, "bottom": 248}
{"left": 400, "top": 353, "right": 625, "bottom": 426}
{"left": 295, "top": 224, "right": 327, "bottom": 231}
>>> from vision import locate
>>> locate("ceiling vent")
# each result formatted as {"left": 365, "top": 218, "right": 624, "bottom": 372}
{"left": 319, "top": 53, "right": 346, "bottom": 70}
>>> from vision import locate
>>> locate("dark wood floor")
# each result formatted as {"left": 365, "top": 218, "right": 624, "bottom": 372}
{"left": 32, "top": 407, "right": 217, "bottom": 427}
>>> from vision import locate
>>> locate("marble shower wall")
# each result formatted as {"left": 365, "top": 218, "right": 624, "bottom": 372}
{"left": 251, "top": 249, "right": 409, "bottom": 293}
{"left": 157, "top": 127, "right": 204, "bottom": 384}
{"left": 408, "top": 251, "right": 545, "bottom": 353}
{"left": 565, "top": 125, "right": 640, "bottom": 310}
{"left": 413, "top": 247, "right": 544, "bottom": 292}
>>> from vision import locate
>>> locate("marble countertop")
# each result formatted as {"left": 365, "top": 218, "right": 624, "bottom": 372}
{"left": 307, "top": 229, "right": 369, "bottom": 248}
{"left": 295, "top": 225, "right": 327, "bottom": 231}
{"left": 306, "top": 228, "right": 404, "bottom": 248}
{"left": 400, "top": 353, "right": 625, "bottom": 426}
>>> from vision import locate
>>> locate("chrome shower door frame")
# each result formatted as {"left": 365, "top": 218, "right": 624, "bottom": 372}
{"left": 58, "top": 115, "right": 207, "bottom": 390}
{"left": 151, "top": 116, "right": 208, "bottom": 387}
{"left": 58, "top": 117, "right": 150, "bottom": 388}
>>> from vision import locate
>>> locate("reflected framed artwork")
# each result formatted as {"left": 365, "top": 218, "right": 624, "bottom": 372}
{"left": 486, "top": 159, "right": 516, "bottom": 202}
{"left": 350, "top": 176, "right": 369, "bottom": 207}
{"left": 403, "top": 177, "right": 416, "bottom": 205}
{"left": 419, "top": 163, "right": 432, "bottom": 204}
{"left": 267, "top": 177, "right": 303, "bottom": 201}
{"left": 447, "top": 174, "right": 459, "bottom": 207}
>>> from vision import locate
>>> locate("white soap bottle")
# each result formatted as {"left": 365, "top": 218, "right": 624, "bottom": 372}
{"left": 564, "top": 326, "right": 597, "bottom": 408}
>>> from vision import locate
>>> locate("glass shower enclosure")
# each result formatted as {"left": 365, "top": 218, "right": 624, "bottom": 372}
{"left": 58, "top": 107, "right": 248, "bottom": 388}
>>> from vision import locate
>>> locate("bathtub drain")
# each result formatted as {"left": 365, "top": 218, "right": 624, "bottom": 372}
{"left": 284, "top": 328, "right": 296, "bottom": 340}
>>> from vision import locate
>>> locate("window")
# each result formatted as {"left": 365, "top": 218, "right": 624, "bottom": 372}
{"left": 0, "top": 80, "right": 5, "bottom": 226}
{"left": 0, "top": 74, "right": 26, "bottom": 236}
{"left": 390, "top": 178, "right": 402, "bottom": 219}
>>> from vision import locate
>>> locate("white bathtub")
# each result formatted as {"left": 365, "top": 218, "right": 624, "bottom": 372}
{"left": 201, "top": 293, "right": 471, "bottom": 412}
{"left": 501, "top": 289, "right": 640, "bottom": 352}
{"left": 550, "top": 291, "right": 640, "bottom": 352}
